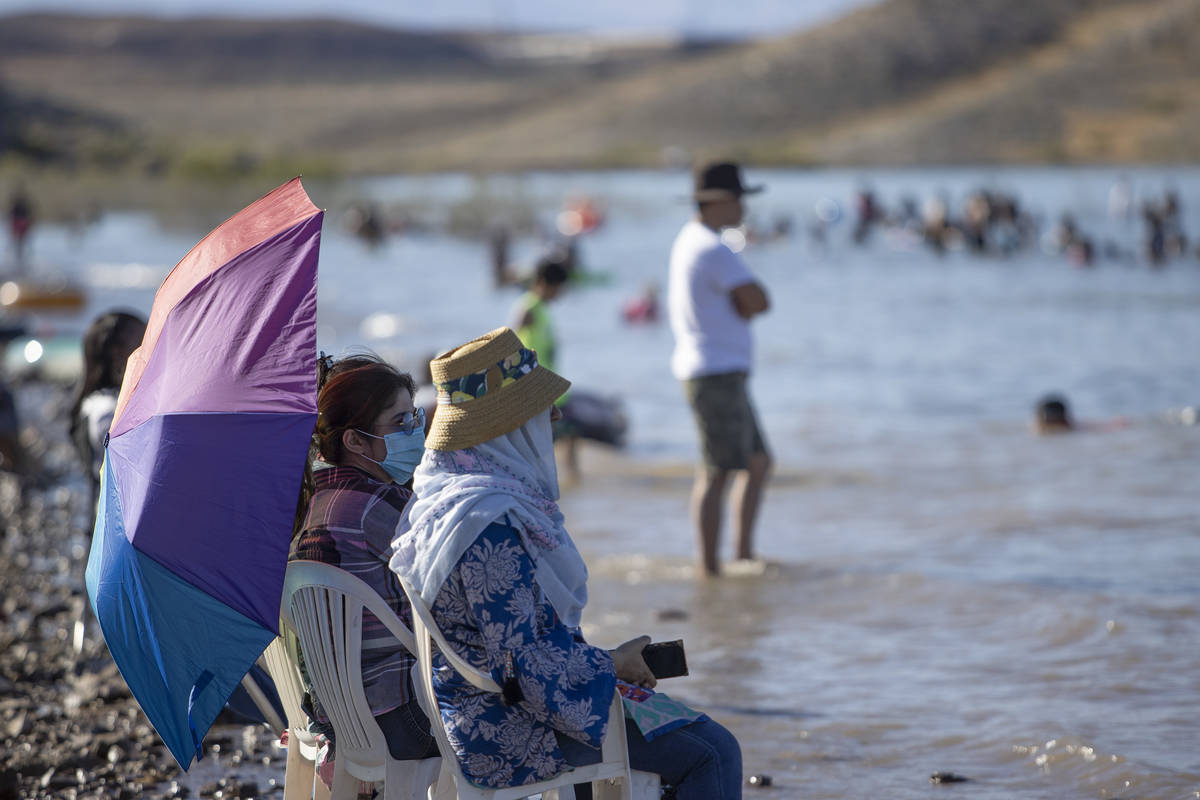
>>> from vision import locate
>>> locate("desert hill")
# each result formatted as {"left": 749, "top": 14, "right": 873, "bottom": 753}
{"left": 1, "top": 0, "right": 1197, "bottom": 175}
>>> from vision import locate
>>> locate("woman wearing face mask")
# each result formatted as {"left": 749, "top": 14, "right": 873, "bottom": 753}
{"left": 290, "top": 353, "right": 438, "bottom": 762}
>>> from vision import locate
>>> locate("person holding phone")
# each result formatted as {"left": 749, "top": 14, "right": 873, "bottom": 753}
{"left": 392, "top": 328, "right": 742, "bottom": 798}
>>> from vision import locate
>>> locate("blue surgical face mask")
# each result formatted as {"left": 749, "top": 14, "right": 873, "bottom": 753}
{"left": 357, "top": 427, "right": 425, "bottom": 484}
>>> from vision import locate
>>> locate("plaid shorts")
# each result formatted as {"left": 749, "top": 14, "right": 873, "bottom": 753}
{"left": 683, "top": 371, "right": 768, "bottom": 471}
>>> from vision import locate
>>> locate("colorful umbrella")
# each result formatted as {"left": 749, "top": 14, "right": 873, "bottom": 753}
{"left": 85, "top": 178, "right": 322, "bottom": 769}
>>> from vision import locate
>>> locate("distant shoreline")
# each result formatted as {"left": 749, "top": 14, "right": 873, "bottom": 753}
{"left": 6, "top": 160, "right": 1195, "bottom": 226}
{"left": 4, "top": 2, "right": 1198, "bottom": 179}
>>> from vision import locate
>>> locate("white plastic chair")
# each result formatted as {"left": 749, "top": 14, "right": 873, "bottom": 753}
{"left": 281, "top": 560, "right": 443, "bottom": 800}
{"left": 240, "top": 657, "right": 287, "bottom": 735}
{"left": 261, "top": 634, "right": 331, "bottom": 800}
{"left": 396, "top": 574, "right": 659, "bottom": 800}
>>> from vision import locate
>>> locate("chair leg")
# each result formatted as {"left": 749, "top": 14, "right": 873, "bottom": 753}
{"left": 313, "top": 769, "right": 332, "bottom": 800}
{"left": 283, "top": 739, "right": 316, "bottom": 800}
{"left": 380, "top": 758, "right": 442, "bottom": 800}
{"left": 428, "top": 762, "right": 459, "bottom": 800}
{"left": 329, "top": 756, "right": 357, "bottom": 800}
{"left": 414, "top": 759, "right": 442, "bottom": 800}
{"left": 596, "top": 773, "right": 660, "bottom": 800}
{"left": 628, "top": 771, "right": 660, "bottom": 800}
{"left": 383, "top": 759, "right": 407, "bottom": 800}
{"left": 592, "top": 778, "right": 627, "bottom": 800}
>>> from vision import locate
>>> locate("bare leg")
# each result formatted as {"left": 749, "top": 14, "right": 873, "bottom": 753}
{"left": 555, "top": 437, "right": 581, "bottom": 487}
{"left": 565, "top": 435, "right": 579, "bottom": 484}
{"left": 731, "top": 451, "right": 771, "bottom": 561}
{"left": 691, "top": 468, "right": 729, "bottom": 577}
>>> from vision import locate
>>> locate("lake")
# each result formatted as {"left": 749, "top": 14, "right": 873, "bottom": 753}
{"left": 15, "top": 166, "right": 1200, "bottom": 798}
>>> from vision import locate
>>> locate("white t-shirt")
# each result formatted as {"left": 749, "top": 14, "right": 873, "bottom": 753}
{"left": 668, "top": 220, "right": 758, "bottom": 380}
{"left": 80, "top": 388, "right": 119, "bottom": 475}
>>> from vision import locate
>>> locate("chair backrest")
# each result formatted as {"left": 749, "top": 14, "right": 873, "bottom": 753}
{"left": 401, "top": 574, "right": 500, "bottom": 693}
{"left": 281, "top": 560, "right": 421, "bottom": 782}
{"left": 396, "top": 573, "right": 634, "bottom": 800}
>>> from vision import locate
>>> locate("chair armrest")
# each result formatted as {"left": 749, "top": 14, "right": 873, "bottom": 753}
{"left": 357, "top": 588, "right": 419, "bottom": 656}
{"left": 396, "top": 574, "right": 501, "bottom": 693}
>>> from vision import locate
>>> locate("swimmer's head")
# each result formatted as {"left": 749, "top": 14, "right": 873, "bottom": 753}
{"left": 1034, "top": 394, "right": 1074, "bottom": 434}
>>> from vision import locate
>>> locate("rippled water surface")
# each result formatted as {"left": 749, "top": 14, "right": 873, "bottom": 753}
{"left": 25, "top": 167, "right": 1200, "bottom": 798}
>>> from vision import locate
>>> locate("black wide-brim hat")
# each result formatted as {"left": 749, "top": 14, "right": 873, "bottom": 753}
{"left": 693, "top": 161, "right": 765, "bottom": 201}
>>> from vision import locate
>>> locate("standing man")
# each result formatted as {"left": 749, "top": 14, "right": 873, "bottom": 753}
{"left": 668, "top": 161, "right": 771, "bottom": 577}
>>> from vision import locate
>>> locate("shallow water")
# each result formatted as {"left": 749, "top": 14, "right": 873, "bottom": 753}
{"left": 567, "top": 418, "right": 1198, "bottom": 798}
{"left": 20, "top": 166, "right": 1200, "bottom": 797}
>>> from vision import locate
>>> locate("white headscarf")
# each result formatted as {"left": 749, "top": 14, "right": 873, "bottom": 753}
{"left": 390, "top": 411, "right": 589, "bottom": 627}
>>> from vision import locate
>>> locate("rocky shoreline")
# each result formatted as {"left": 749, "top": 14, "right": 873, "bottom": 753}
{"left": 0, "top": 378, "right": 286, "bottom": 800}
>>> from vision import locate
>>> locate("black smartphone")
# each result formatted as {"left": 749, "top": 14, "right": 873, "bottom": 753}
{"left": 641, "top": 640, "right": 688, "bottom": 679}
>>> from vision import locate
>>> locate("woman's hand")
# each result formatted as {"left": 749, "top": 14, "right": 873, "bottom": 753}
{"left": 608, "top": 635, "right": 657, "bottom": 689}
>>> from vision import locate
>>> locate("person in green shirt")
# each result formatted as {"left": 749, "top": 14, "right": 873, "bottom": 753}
{"left": 511, "top": 251, "right": 629, "bottom": 481}
{"left": 513, "top": 253, "right": 569, "bottom": 375}
{"left": 512, "top": 254, "right": 578, "bottom": 475}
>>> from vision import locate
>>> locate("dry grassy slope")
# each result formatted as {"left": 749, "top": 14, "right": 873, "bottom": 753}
{"left": 0, "top": 14, "right": 496, "bottom": 79}
{"left": 387, "top": 0, "right": 1172, "bottom": 169}
{"left": 0, "top": 14, "right": 712, "bottom": 173}
{"left": 2, "top": 0, "right": 1198, "bottom": 172}
{"left": 801, "top": 0, "right": 1200, "bottom": 163}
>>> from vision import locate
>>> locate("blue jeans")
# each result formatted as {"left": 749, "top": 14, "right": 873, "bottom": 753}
{"left": 375, "top": 698, "right": 440, "bottom": 760}
{"left": 558, "top": 718, "right": 742, "bottom": 800}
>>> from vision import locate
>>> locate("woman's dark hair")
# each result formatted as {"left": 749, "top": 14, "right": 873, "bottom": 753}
{"left": 292, "top": 353, "right": 415, "bottom": 540}
{"left": 316, "top": 358, "right": 415, "bottom": 464}
{"left": 68, "top": 311, "right": 146, "bottom": 472}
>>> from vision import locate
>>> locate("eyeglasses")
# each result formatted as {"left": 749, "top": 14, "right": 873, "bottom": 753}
{"left": 376, "top": 407, "right": 426, "bottom": 435}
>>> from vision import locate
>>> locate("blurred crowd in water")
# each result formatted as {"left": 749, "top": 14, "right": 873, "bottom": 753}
{"left": 806, "top": 179, "right": 1193, "bottom": 269}
{"left": 329, "top": 176, "right": 1199, "bottom": 283}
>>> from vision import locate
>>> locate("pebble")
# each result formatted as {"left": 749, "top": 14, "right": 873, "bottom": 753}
{"left": 6, "top": 710, "right": 27, "bottom": 737}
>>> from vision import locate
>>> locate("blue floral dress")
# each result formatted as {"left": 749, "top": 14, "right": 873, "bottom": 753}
{"left": 429, "top": 520, "right": 707, "bottom": 788}
{"left": 430, "top": 521, "right": 615, "bottom": 788}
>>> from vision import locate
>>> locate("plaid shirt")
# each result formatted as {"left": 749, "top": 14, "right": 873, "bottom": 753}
{"left": 290, "top": 464, "right": 415, "bottom": 715}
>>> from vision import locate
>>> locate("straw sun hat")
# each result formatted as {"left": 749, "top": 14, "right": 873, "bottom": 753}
{"left": 426, "top": 327, "right": 571, "bottom": 451}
